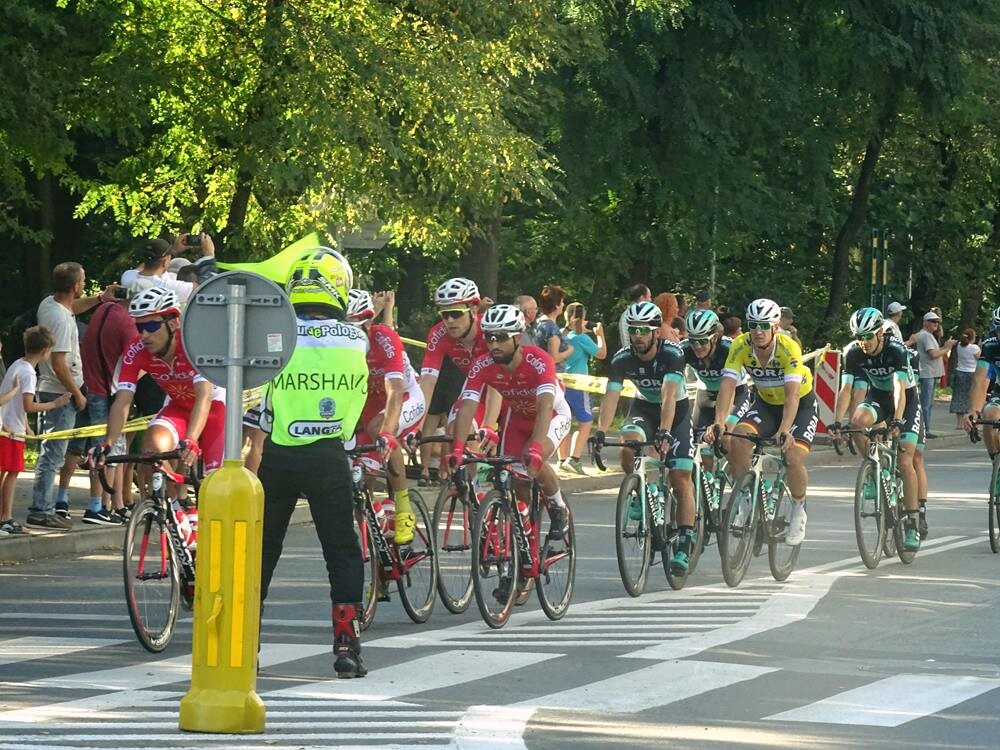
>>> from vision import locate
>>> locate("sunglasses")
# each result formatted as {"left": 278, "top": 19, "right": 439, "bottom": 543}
{"left": 747, "top": 320, "right": 773, "bottom": 331}
{"left": 690, "top": 337, "right": 712, "bottom": 346}
{"left": 135, "top": 320, "right": 166, "bottom": 334}
{"left": 856, "top": 331, "right": 878, "bottom": 342}
{"left": 439, "top": 308, "right": 470, "bottom": 320}
{"left": 628, "top": 325, "right": 654, "bottom": 336}
{"left": 484, "top": 332, "right": 511, "bottom": 344}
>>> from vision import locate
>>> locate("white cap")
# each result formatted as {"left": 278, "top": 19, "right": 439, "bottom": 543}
{"left": 886, "top": 301, "right": 906, "bottom": 315}
{"left": 168, "top": 257, "right": 193, "bottom": 273}
{"left": 923, "top": 311, "right": 941, "bottom": 322}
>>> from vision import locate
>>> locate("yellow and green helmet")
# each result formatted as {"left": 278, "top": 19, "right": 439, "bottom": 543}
{"left": 285, "top": 246, "right": 353, "bottom": 310}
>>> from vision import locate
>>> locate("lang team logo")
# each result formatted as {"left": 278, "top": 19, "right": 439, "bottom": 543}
{"left": 319, "top": 397, "right": 336, "bottom": 420}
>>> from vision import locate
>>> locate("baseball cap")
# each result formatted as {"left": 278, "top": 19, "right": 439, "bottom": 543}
{"left": 169, "top": 257, "right": 193, "bottom": 274}
{"left": 886, "top": 301, "right": 906, "bottom": 314}
{"left": 139, "top": 238, "right": 173, "bottom": 263}
{"left": 923, "top": 311, "right": 941, "bottom": 322}
{"left": 695, "top": 289, "right": 712, "bottom": 303}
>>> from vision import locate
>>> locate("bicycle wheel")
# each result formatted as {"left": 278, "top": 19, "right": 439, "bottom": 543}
{"left": 767, "top": 482, "right": 802, "bottom": 581}
{"left": 882, "top": 495, "right": 898, "bottom": 559}
{"left": 432, "top": 482, "right": 475, "bottom": 613}
{"left": 355, "top": 505, "right": 379, "bottom": 632}
{"left": 537, "top": 503, "right": 576, "bottom": 620}
{"left": 471, "top": 492, "right": 519, "bottom": 628}
{"left": 614, "top": 473, "right": 652, "bottom": 597}
{"left": 123, "top": 499, "right": 180, "bottom": 653}
{"left": 894, "top": 500, "right": 917, "bottom": 565}
{"left": 687, "top": 501, "right": 707, "bottom": 575}
{"left": 990, "top": 457, "right": 1000, "bottom": 554}
{"left": 853, "top": 461, "right": 884, "bottom": 569}
{"left": 396, "top": 491, "right": 437, "bottom": 623}
{"left": 719, "top": 473, "right": 757, "bottom": 588}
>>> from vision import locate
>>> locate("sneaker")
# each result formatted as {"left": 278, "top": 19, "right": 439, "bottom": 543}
{"left": 26, "top": 512, "right": 71, "bottom": 530}
{"left": 903, "top": 525, "right": 921, "bottom": 551}
{"left": 54, "top": 505, "right": 71, "bottom": 520}
{"left": 0, "top": 526, "right": 8, "bottom": 537}
{"left": 393, "top": 511, "right": 415, "bottom": 546}
{"left": 0, "top": 519, "right": 26, "bottom": 535}
{"left": 114, "top": 507, "right": 131, "bottom": 523}
{"left": 785, "top": 502, "right": 807, "bottom": 546}
{"left": 82, "top": 508, "right": 124, "bottom": 527}
{"left": 565, "top": 457, "right": 586, "bottom": 475}
{"left": 546, "top": 506, "right": 569, "bottom": 540}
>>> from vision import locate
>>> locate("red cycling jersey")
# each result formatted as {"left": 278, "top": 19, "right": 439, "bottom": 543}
{"left": 420, "top": 316, "right": 491, "bottom": 378}
{"left": 117, "top": 335, "right": 224, "bottom": 409}
{"left": 460, "top": 345, "right": 568, "bottom": 418}
{"left": 365, "top": 324, "right": 419, "bottom": 411}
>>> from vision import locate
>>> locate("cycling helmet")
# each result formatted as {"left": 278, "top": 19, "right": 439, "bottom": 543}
{"left": 286, "top": 246, "right": 352, "bottom": 310}
{"left": 746, "top": 298, "right": 781, "bottom": 326}
{"left": 992, "top": 305, "right": 1000, "bottom": 328}
{"left": 346, "top": 289, "right": 375, "bottom": 320}
{"left": 685, "top": 308, "right": 720, "bottom": 338}
{"left": 624, "top": 301, "right": 662, "bottom": 327}
{"left": 128, "top": 286, "right": 180, "bottom": 318}
{"left": 434, "top": 277, "right": 480, "bottom": 308}
{"left": 850, "top": 306, "right": 884, "bottom": 336}
{"left": 480, "top": 304, "right": 525, "bottom": 334}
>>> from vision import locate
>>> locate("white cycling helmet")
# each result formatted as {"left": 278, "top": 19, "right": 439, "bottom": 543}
{"left": 850, "top": 307, "right": 884, "bottom": 336}
{"left": 480, "top": 304, "right": 525, "bottom": 334}
{"left": 346, "top": 289, "right": 375, "bottom": 320}
{"left": 434, "top": 277, "right": 480, "bottom": 308}
{"left": 685, "top": 308, "right": 719, "bottom": 338}
{"left": 992, "top": 305, "right": 1000, "bottom": 327}
{"left": 746, "top": 298, "right": 781, "bottom": 326}
{"left": 129, "top": 286, "right": 180, "bottom": 318}
{"left": 624, "top": 301, "right": 662, "bottom": 327}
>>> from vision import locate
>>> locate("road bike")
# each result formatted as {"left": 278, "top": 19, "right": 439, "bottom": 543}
{"left": 347, "top": 443, "right": 437, "bottom": 629}
{"left": 717, "top": 433, "right": 800, "bottom": 587}
{"left": 468, "top": 454, "right": 575, "bottom": 628}
{"left": 969, "top": 418, "right": 1000, "bottom": 553}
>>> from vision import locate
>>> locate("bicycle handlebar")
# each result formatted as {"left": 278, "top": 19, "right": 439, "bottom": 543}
{"left": 92, "top": 450, "right": 189, "bottom": 494}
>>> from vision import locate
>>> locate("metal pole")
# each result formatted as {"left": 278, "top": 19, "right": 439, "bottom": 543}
{"left": 710, "top": 181, "right": 719, "bottom": 300}
{"left": 225, "top": 283, "right": 246, "bottom": 461}
{"left": 881, "top": 230, "right": 890, "bottom": 312}
{"left": 870, "top": 229, "right": 878, "bottom": 307}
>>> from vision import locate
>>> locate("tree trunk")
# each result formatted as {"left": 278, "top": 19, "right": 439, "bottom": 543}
{"left": 395, "top": 246, "right": 428, "bottom": 333}
{"left": 221, "top": 175, "right": 253, "bottom": 259}
{"left": 817, "top": 95, "right": 898, "bottom": 342}
{"left": 460, "top": 211, "right": 501, "bottom": 301}
{"left": 36, "top": 172, "right": 55, "bottom": 295}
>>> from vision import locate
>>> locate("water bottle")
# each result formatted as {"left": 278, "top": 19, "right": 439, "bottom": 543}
{"left": 647, "top": 483, "right": 664, "bottom": 525}
{"left": 186, "top": 507, "right": 198, "bottom": 550}
{"left": 382, "top": 498, "right": 396, "bottom": 539}
{"left": 516, "top": 500, "right": 533, "bottom": 535}
{"left": 704, "top": 471, "right": 719, "bottom": 509}
{"left": 171, "top": 499, "right": 193, "bottom": 547}
{"left": 371, "top": 500, "right": 387, "bottom": 533}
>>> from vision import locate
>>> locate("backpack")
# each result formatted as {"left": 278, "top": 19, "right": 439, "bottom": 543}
{"left": 3, "top": 307, "right": 38, "bottom": 367}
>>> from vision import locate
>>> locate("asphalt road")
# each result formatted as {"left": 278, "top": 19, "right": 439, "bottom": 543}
{"left": 1, "top": 443, "right": 999, "bottom": 750}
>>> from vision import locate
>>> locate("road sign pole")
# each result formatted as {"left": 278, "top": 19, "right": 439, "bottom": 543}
{"left": 225, "top": 282, "right": 246, "bottom": 461}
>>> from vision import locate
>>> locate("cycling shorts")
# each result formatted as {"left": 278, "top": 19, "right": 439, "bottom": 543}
{"left": 621, "top": 398, "right": 695, "bottom": 471}
{"left": 737, "top": 391, "right": 818, "bottom": 452}
{"left": 857, "top": 387, "right": 921, "bottom": 444}
{"left": 150, "top": 399, "right": 226, "bottom": 471}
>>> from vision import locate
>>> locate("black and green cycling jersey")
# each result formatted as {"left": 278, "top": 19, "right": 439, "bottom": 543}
{"left": 261, "top": 318, "right": 369, "bottom": 446}
{"left": 681, "top": 336, "right": 733, "bottom": 393}
{"left": 842, "top": 336, "right": 914, "bottom": 394}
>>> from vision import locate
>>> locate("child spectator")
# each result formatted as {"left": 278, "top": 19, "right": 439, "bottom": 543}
{"left": 0, "top": 327, "right": 71, "bottom": 535}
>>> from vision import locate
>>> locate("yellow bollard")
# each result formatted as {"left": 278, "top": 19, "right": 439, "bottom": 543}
{"left": 179, "top": 458, "right": 266, "bottom": 733}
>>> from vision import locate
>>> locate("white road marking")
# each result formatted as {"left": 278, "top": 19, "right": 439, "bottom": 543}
{"left": 0, "top": 637, "right": 125, "bottom": 666}
{"left": 453, "top": 705, "right": 534, "bottom": 750}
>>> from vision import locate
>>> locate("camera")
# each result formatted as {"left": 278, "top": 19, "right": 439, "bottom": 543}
{"left": 112, "top": 287, "right": 129, "bottom": 300}
{"left": 185, "top": 232, "right": 201, "bottom": 247}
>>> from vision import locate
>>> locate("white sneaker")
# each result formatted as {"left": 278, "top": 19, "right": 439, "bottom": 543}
{"left": 785, "top": 502, "right": 807, "bottom": 546}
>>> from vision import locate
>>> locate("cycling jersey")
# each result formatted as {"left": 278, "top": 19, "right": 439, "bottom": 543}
{"left": 608, "top": 341, "right": 687, "bottom": 403}
{"left": 461, "top": 345, "right": 569, "bottom": 419}
{"left": 842, "top": 338, "right": 914, "bottom": 394}
{"left": 420, "top": 316, "right": 490, "bottom": 378}
{"left": 977, "top": 336, "right": 1000, "bottom": 397}
{"left": 682, "top": 336, "right": 734, "bottom": 393}
{"left": 722, "top": 332, "right": 813, "bottom": 405}
{"left": 117, "top": 336, "right": 225, "bottom": 409}
{"left": 361, "top": 324, "right": 422, "bottom": 417}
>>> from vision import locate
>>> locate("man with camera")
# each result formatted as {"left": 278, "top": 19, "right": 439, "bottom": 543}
{"left": 122, "top": 234, "right": 218, "bottom": 303}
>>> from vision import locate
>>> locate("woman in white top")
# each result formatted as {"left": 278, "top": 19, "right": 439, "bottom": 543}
{"left": 950, "top": 327, "right": 980, "bottom": 427}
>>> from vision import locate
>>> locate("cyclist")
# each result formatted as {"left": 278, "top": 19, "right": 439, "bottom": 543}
{"left": 98, "top": 287, "right": 225, "bottom": 482}
{"left": 965, "top": 306, "right": 1000, "bottom": 460}
{"left": 832, "top": 307, "right": 921, "bottom": 551}
{"left": 707, "top": 298, "right": 817, "bottom": 546}
{"left": 346, "top": 288, "right": 425, "bottom": 545}
{"left": 418, "top": 277, "right": 500, "bottom": 435}
{"left": 258, "top": 248, "right": 370, "bottom": 679}
{"left": 444, "top": 304, "right": 571, "bottom": 544}
{"left": 593, "top": 301, "right": 697, "bottom": 574}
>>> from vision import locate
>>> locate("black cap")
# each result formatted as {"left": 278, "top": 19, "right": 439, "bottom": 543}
{"left": 696, "top": 289, "right": 712, "bottom": 303}
{"left": 139, "top": 238, "right": 172, "bottom": 263}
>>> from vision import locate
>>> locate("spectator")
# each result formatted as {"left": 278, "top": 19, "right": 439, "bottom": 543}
{"left": 515, "top": 295, "right": 540, "bottom": 347}
{"left": 884, "top": 301, "right": 907, "bottom": 341}
{"left": 0, "top": 327, "right": 70, "bottom": 535}
{"left": 176, "top": 264, "right": 200, "bottom": 285}
{"left": 558, "top": 303, "right": 607, "bottom": 474}
{"left": 536, "top": 285, "right": 573, "bottom": 372}
{"left": 28, "top": 262, "right": 117, "bottom": 529}
{"left": 915, "top": 310, "right": 956, "bottom": 438}
{"left": 125, "top": 234, "right": 218, "bottom": 303}
{"left": 672, "top": 316, "right": 686, "bottom": 340}
{"left": 676, "top": 293, "right": 688, "bottom": 319}
{"left": 779, "top": 306, "right": 801, "bottom": 346}
{"left": 618, "top": 283, "right": 652, "bottom": 350}
{"left": 695, "top": 290, "right": 712, "bottom": 310}
{"left": 951, "top": 328, "right": 980, "bottom": 429}
{"left": 76, "top": 293, "right": 137, "bottom": 524}
{"left": 722, "top": 315, "right": 742, "bottom": 337}
{"left": 653, "top": 292, "right": 680, "bottom": 342}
